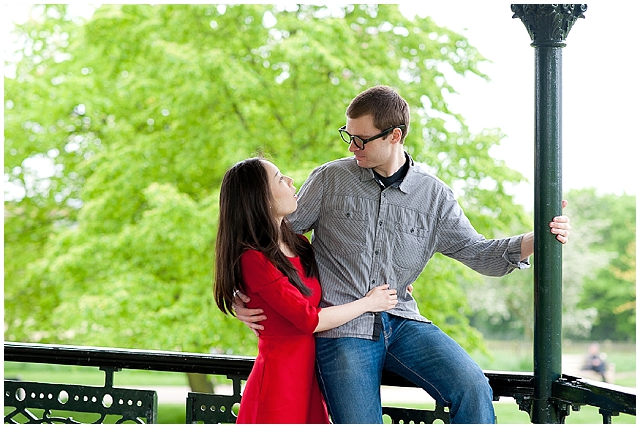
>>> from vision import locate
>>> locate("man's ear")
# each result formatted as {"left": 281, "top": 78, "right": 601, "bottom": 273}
{"left": 391, "top": 127, "right": 404, "bottom": 144}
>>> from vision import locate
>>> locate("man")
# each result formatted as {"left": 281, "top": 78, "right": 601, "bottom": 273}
{"left": 233, "top": 85, "right": 571, "bottom": 423}
{"left": 582, "top": 343, "right": 608, "bottom": 382}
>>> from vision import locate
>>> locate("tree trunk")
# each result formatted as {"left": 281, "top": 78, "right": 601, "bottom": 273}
{"left": 186, "top": 373, "right": 214, "bottom": 393}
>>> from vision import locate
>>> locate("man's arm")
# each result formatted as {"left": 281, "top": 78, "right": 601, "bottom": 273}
{"left": 520, "top": 200, "right": 571, "bottom": 260}
{"left": 232, "top": 292, "right": 266, "bottom": 337}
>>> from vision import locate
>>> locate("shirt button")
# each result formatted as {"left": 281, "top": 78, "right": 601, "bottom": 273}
{"left": 371, "top": 279, "right": 376, "bottom": 284}
{"left": 379, "top": 221, "right": 383, "bottom": 226}
{"left": 374, "top": 250, "right": 379, "bottom": 255}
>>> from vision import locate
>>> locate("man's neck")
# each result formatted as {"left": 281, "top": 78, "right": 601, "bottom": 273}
{"left": 373, "top": 151, "right": 407, "bottom": 177}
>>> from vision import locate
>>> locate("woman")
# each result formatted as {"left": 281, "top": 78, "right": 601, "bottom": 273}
{"left": 214, "top": 157, "right": 397, "bottom": 424}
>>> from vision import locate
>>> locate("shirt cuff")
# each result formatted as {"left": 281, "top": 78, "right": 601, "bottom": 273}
{"left": 504, "top": 234, "right": 531, "bottom": 270}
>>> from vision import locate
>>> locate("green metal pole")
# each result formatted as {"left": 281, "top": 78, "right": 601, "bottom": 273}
{"left": 533, "top": 42, "right": 564, "bottom": 424}
{"left": 511, "top": 4, "right": 586, "bottom": 424}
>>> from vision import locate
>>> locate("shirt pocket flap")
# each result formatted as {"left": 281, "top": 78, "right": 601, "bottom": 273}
{"left": 331, "top": 210, "right": 369, "bottom": 221}
{"left": 396, "top": 223, "right": 429, "bottom": 238}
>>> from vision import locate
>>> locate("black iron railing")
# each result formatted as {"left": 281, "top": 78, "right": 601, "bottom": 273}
{"left": 3, "top": 342, "right": 635, "bottom": 424}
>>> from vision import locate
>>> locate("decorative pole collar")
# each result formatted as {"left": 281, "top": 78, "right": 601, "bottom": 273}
{"left": 511, "top": 4, "right": 587, "bottom": 47}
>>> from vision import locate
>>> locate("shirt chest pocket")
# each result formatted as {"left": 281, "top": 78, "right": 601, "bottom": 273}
{"left": 325, "top": 210, "right": 369, "bottom": 255}
{"left": 393, "top": 223, "right": 430, "bottom": 269}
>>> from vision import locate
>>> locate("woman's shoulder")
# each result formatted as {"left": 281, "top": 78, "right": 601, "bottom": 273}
{"left": 240, "top": 248, "right": 269, "bottom": 264}
{"left": 240, "top": 249, "right": 282, "bottom": 279}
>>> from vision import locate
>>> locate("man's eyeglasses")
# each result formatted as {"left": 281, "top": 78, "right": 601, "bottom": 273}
{"left": 339, "top": 125, "right": 406, "bottom": 150}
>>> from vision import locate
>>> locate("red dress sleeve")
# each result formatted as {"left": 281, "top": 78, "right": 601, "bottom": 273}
{"left": 241, "top": 250, "right": 320, "bottom": 335}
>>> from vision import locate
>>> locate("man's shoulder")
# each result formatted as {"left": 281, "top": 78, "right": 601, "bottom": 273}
{"left": 316, "top": 156, "right": 358, "bottom": 171}
{"left": 408, "top": 162, "right": 450, "bottom": 192}
{"left": 309, "top": 156, "right": 361, "bottom": 179}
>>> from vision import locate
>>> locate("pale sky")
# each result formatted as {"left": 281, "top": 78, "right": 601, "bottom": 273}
{"left": 4, "top": 3, "right": 638, "bottom": 209}
{"left": 402, "top": 2, "right": 638, "bottom": 208}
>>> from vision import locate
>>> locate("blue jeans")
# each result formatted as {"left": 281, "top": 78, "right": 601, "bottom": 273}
{"left": 315, "top": 313, "right": 495, "bottom": 424}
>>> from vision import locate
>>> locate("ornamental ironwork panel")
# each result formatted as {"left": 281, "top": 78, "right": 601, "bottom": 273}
{"left": 184, "top": 376, "right": 453, "bottom": 424}
{"left": 383, "top": 405, "right": 451, "bottom": 424}
{"left": 4, "top": 380, "right": 157, "bottom": 424}
{"left": 186, "top": 376, "right": 243, "bottom": 424}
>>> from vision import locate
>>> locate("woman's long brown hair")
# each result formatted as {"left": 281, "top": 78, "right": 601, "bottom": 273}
{"left": 214, "top": 157, "right": 319, "bottom": 315}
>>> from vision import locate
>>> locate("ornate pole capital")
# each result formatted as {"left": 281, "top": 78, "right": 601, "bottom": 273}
{"left": 512, "top": 4, "right": 587, "bottom": 47}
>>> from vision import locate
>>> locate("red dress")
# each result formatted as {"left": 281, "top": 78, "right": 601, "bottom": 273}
{"left": 235, "top": 249, "right": 330, "bottom": 424}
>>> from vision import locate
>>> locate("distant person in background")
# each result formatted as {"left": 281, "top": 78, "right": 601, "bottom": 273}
{"left": 582, "top": 342, "right": 608, "bottom": 382}
{"left": 213, "top": 157, "right": 398, "bottom": 424}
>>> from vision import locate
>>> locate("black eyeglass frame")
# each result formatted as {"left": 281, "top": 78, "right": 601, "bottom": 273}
{"left": 338, "top": 124, "right": 406, "bottom": 150}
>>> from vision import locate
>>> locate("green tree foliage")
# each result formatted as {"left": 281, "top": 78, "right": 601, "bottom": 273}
{"left": 5, "top": 4, "right": 530, "bottom": 354}
{"left": 567, "top": 189, "right": 636, "bottom": 341}
{"left": 464, "top": 189, "right": 636, "bottom": 343}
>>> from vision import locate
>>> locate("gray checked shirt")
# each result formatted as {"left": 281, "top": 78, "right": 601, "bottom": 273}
{"left": 287, "top": 153, "right": 529, "bottom": 340}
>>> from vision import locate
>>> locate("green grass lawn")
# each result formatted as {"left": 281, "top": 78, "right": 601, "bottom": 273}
{"left": 382, "top": 402, "right": 636, "bottom": 424}
{"left": 493, "top": 402, "right": 636, "bottom": 424}
{"left": 4, "top": 362, "right": 190, "bottom": 386}
{"left": 470, "top": 341, "right": 636, "bottom": 388}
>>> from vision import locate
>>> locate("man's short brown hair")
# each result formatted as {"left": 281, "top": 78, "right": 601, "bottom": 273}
{"left": 346, "top": 85, "right": 410, "bottom": 143}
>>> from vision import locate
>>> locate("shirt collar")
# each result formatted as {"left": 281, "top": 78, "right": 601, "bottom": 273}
{"left": 398, "top": 152, "right": 417, "bottom": 193}
{"left": 357, "top": 151, "right": 416, "bottom": 193}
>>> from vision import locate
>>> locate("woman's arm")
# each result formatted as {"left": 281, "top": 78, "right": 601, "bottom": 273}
{"left": 238, "top": 250, "right": 397, "bottom": 335}
{"left": 232, "top": 284, "right": 397, "bottom": 335}
{"left": 314, "top": 284, "right": 397, "bottom": 333}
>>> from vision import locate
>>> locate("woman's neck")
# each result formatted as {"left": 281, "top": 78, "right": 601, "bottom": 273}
{"left": 279, "top": 242, "right": 296, "bottom": 257}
